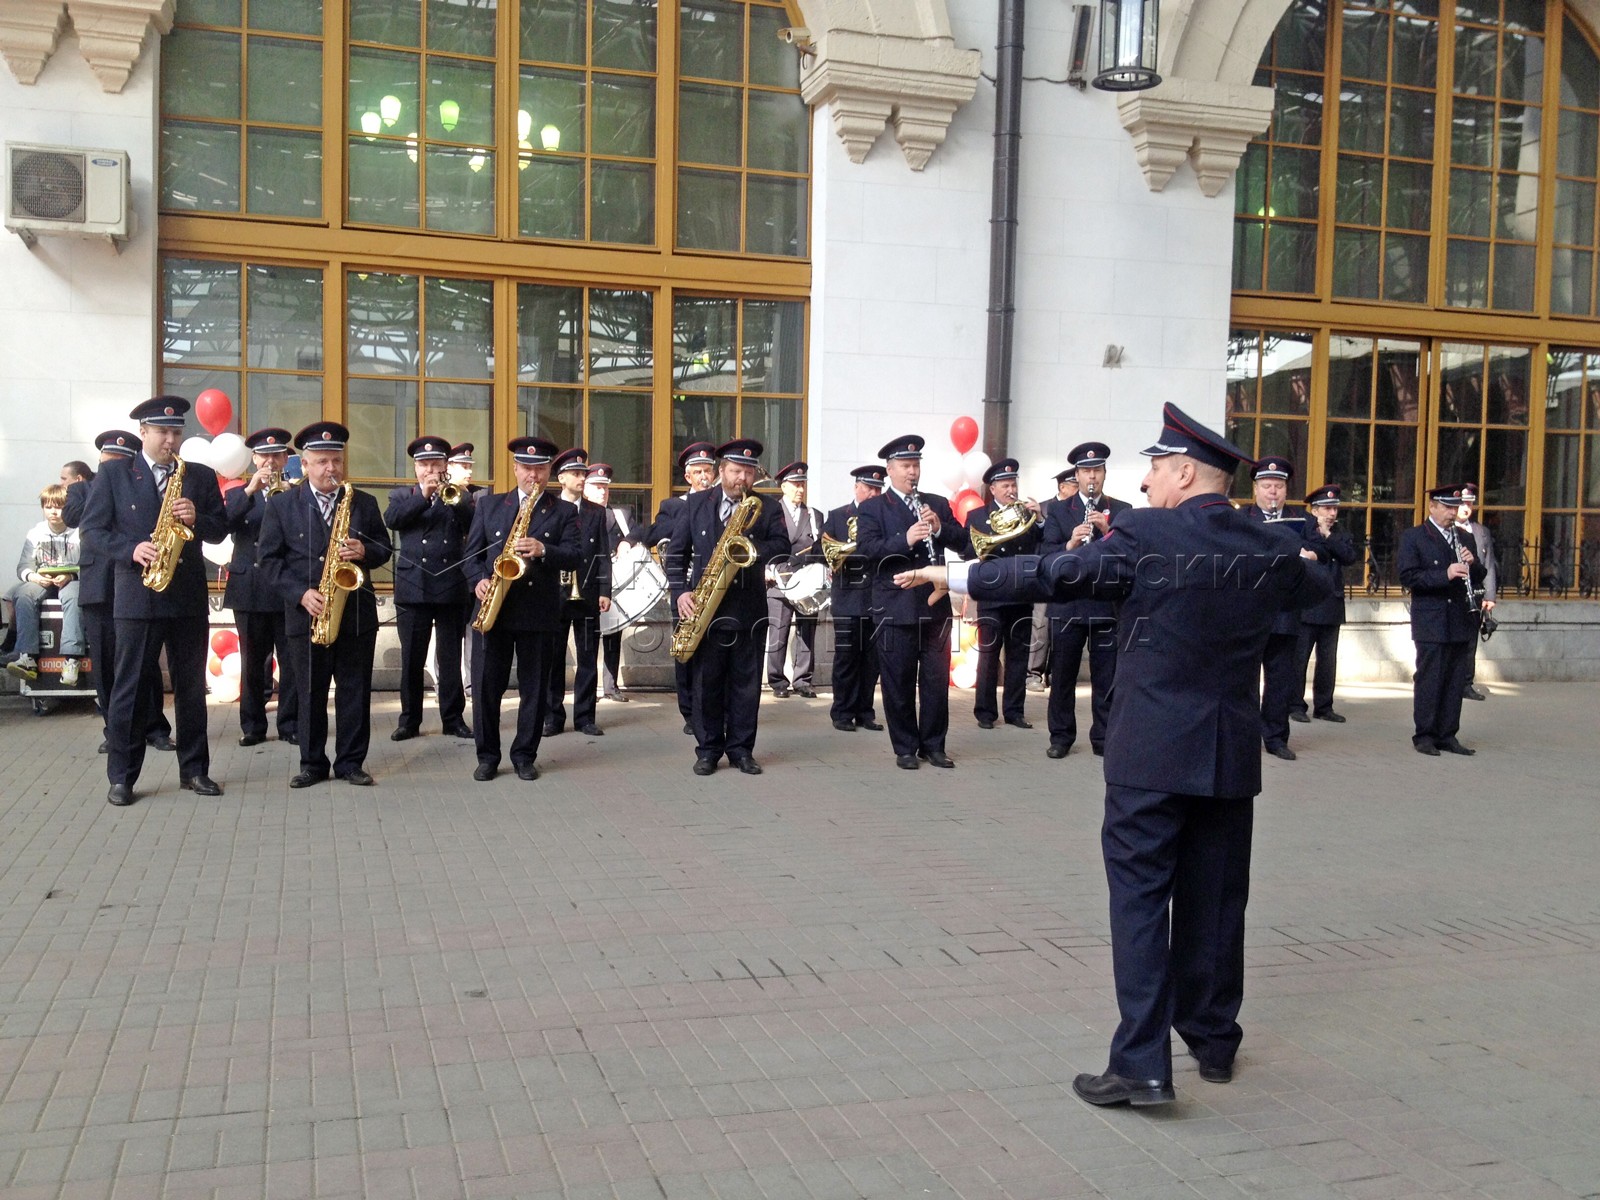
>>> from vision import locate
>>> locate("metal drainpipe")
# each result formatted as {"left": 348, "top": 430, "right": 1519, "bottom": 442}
{"left": 982, "top": 0, "right": 1025, "bottom": 463}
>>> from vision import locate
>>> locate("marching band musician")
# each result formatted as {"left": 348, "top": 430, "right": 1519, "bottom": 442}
{"left": 81, "top": 397, "right": 228, "bottom": 806}
{"left": 1455, "top": 482, "right": 1497, "bottom": 702}
{"left": 1039, "top": 443, "right": 1130, "bottom": 758}
{"left": 584, "top": 463, "right": 636, "bottom": 701}
{"left": 225, "top": 427, "right": 300, "bottom": 749}
{"left": 1290, "top": 485, "right": 1359, "bottom": 724}
{"left": 969, "top": 457, "right": 1041, "bottom": 732}
{"left": 257, "top": 423, "right": 392, "bottom": 789}
{"left": 665, "top": 438, "right": 788, "bottom": 776}
{"left": 647, "top": 442, "right": 718, "bottom": 735}
{"left": 1242, "top": 456, "right": 1310, "bottom": 761}
{"left": 854, "top": 435, "right": 972, "bottom": 770}
{"left": 463, "top": 436, "right": 583, "bottom": 783}
{"left": 543, "top": 447, "right": 611, "bottom": 739}
{"left": 764, "top": 461, "right": 824, "bottom": 699}
{"left": 447, "top": 443, "right": 484, "bottom": 692}
{"left": 824, "top": 464, "right": 886, "bottom": 733}
{"left": 384, "top": 435, "right": 474, "bottom": 743}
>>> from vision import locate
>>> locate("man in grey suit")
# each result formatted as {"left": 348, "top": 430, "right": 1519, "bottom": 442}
{"left": 764, "top": 461, "right": 824, "bottom": 698}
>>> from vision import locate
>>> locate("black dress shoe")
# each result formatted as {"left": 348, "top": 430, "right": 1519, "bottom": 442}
{"left": 238, "top": 733, "right": 265, "bottom": 747}
{"left": 289, "top": 770, "right": 328, "bottom": 788}
{"left": 390, "top": 728, "right": 418, "bottom": 742}
{"left": 770, "top": 685, "right": 791, "bottom": 698}
{"left": 1314, "top": 710, "right": 1346, "bottom": 723}
{"left": 1462, "top": 684, "right": 1488, "bottom": 701}
{"left": 919, "top": 749, "right": 955, "bottom": 768}
{"left": 106, "top": 784, "right": 135, "bottom": 807}
{"left": 1289, "top": 711, "right": 1311, "bottom": 723}
{"left": 1072, "top": 1071, "right": 1175, "bottom": 1107}
{"left": 976, "top": 718, "right": 996, "bottom": 730}
{"left": 895, "top": 754, "right": 919, "bottom": 770}
{"left": 473, "top": 762, "right": 497, "bottom": 782}
{"left": 180, "top": 775, "right": 223, "bottom": 796}
{"left": 444, "top": 722, "right": 474, "bottom": 739}
{"left": 576, "top": 724, "right": 604, "bottom": 736}
{"left": 1046, "top": 743, "right": 1071, "bottom": 759}
{"left": 542, "top": 723, "right": 563, "bottom": 737}
{"left": 1092, "top": 745, "right": 1105, "bottom": 757}
{"left": 514, "top": 761, "right": 540, "bottom": 781}
{"left": 857, "top": 718, "right": 884, "bottom": 731}
{"left": 339, "top": 769, "right": 375, "bottom": 786}
{"left": 730, "top": 755, "right": 762, "bottom": 775}
{"left": 281, "top": 733, "right": 299, "bottom": 746}
{"left": 1004, "top": 717, "right": 1033, "bottom": 729}
{"left": 1437, "top": 738, "right": 1475, "bottom": 755}
{"left": 794, "top": 685, "right": 817, "bottom": 698}
{"left": 832, "top": 720, "right": 856, "bottom": 732}
{"left": 682, "top": 721, "right": 695, "bottom": 736}
{"left": 97, "top": 739, "right": 109, "bottom": 754}
{"left": 603, "top": 691, "right": 629, "bottom": 703}
{"left": 692, "top": 757, "right": 718, "bottom": 776}
{"left": 1413, "top": 739, "right": 1441, "bottom": 756}
{"left": 1196, "top": 1060, "right": 1233, "bottom": 1084}
{"left": 1265, "top": 744, "right": 1297, "bottom": 761}
{"left": 146, "top": 734, "right": 176, "bottom": 752}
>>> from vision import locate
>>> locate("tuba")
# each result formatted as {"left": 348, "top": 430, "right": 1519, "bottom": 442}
{"left": 821, "top": 516, "right": 858, "bottom": 574}
{"left": 310, "top": 483, "right": 365, "bottom": 645}
{"left": 471, "top": 491, "right": 535, "bottom": 634}
{"left": 141, "top": 456, "right": 192, "bottom": 592}
{"left": 970, "top": 501, "right": 1038, "bottom": 560}
{"left": 670, "top": 494, "right": 761, "bottom": 662}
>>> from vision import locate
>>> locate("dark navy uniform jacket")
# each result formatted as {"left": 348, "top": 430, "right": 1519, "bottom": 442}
{"left": 80, "top": 455, "right": 228, "bottom": 620}
{"left": 1244, "top": 504, "right": 1312, "bottom": 636}
{"left": 64, "top": 478, "right": 112, "bottom": 608}
{"left": 822, "top": 502, "right": 874, "bottom": 619}
{"left": 384, "top": 484, "right": 473, "bottom": 606}
{"left": 969, "top": 494, "right": 1331, "bottom": 798}
{"left": 1038, "top": 492, "right": 1130, "bottom": 622}
{"left": 665, "top": 489, "right": 788, "bottom": 635}
{"left": 645, "top": 493, "right": 689, "bottom": 552}
{"left": 856, "top": 488, "right": 971, "bottom": 626}
{"left": 1398, "top": 520, "right": 1487, "bottom": 644}
{"left": 223, "top": 485, "right": 285, "bottom": 613}
{"left": 462, "top": 488, "right": 583, "bottom": 632}
{"left": 564, "top": 497, "right": 614, "bottom": 610}
{"left": 256, "top": 483, "right": 393, "bottom": 638}
{"left": 1300, "top": 519, "right": 1359, "bottom": 626}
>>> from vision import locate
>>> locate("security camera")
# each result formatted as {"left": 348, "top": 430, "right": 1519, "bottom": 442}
{"left": 777, "top": 26, "right": 811, "bottom": 45}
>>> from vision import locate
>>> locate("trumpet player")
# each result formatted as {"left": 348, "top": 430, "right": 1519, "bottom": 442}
{"left": 257, "top": 423, "right": 391, "bottom": 789}
{"left": 543, "top": 447, "right": 611, "bottom": 739}
{"left": 80, "top": 397, "right": 228, "bottom": 807}
{"left": 462, "top": 436, "right": 582, "bottom": 782}
{"left": 384, "top": 436, "right": 474, "bottom": 744}
{"left": 225, "top": 427, "right": 300, "bottom": 749}
{"left": 825, "top": 464, "right": 885, "bottom": 733}
{"left": 969, "top": 458, "right": 1041, "bottom": 732}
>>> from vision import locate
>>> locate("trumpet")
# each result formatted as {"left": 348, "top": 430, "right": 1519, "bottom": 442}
{"left": 560, "top": 568, "right": 584, "bottom": 600}
{"left": 439, "top": 481, "right": 463, "bottom": 505}
{"left": 265, "top": 466, "right": 291, "bottom": 496}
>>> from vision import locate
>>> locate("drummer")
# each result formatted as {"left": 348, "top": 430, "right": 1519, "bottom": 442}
{"left": 765, "top": 461, "right": 825, "bottom": 698}
{"left": 584, "top": 463, "right": 642, "bottom": 701}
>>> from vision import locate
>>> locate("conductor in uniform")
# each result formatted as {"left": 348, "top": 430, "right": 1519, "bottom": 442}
{"left": 824, "top": 464, "right": 885, "bottom": 733}
{"left": 543, "top": 447, "right": 611, "bottom": 738}
{"left": 896, "top": 403, "right": 1331, "bottom": 1107}
{"left": 647, "top": 441, "right": 718, "bottom": 735}
{"left": 384, "top": 435, "right": 474, "bottom": 742}
{"left": 463, "top": 436, "right": 583, "bottom": 782}
{"left": 666, "top": 438, "right": 788, "bottom": 776}
{"left": 81, "top": 397, "right": 228, "bottom": 806}
{"left": 1039, "top": 442, "right": 1130, "bottom": 758}
{"left": 855, "top": 434, "right": 971, "bottom": 770}
{"left": 257, "top": 423, "right": 392, "bottom": 788}
{"left": 1242, "top": 456, "right": 1308, "bottom": 761}
{"left": 1398, "top": 483, "right": 1486, "bottom": 756}
{"left": 224, "top": 427, "right": 300, "bottom": 748}
{"left": 968, "top": 458, "right": 1040, "bottom": 730}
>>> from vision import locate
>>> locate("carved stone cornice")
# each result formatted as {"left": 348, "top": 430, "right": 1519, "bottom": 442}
{"left": 0, "top": 0, "right": 67, "bottom": 86}
{"left": 1115, "top": 77, "right": 1274, "bottom": 197}
{"left": 0, "top": 0, "right": 171, "bottom": 92}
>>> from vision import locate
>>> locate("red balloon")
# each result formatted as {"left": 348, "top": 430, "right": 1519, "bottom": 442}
{"left": 952, "top": 488, "right": 983, "bottom": 525}
{"left": 211, "top": 629, "right": 240, "bottom": 658}
{"left": 950, "top": 415, "right": 980, "bottom": 455}
{"left": 195, "top": 388, "right": 234, "bottom": 436}
{"left": 220, "top": 477, "right": 245, "bottom": 494}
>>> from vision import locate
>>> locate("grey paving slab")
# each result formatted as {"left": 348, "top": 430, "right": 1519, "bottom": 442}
{"left": 1, "top": 681, "right": 1597, "bottom": 1198}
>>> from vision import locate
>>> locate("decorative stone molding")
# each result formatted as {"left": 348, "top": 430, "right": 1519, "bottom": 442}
{"left": 0, "top": 0, "right": 66, "bottom": 86}
{"left": 1115, "top": 77, "right": 1273, "bottom": 197}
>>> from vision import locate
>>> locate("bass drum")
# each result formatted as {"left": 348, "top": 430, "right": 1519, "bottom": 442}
{"left": 603, "top": 544, "right": 669, "bottom": 634}
{"left": 772, "top": 561, "right": 831, "bottom": 617}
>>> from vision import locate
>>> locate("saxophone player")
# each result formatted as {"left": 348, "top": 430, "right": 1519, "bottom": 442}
{"left": 665, "top": 438, "right": 788, "bottom": 776}
{"left": 257, "top": 423, "right": 392, "bottom": 789}
{"left": 462, "top": 436, "right": 583, "bottom": 783}
{"left": 80, "top": 397, "right": 228, "bottom": 807}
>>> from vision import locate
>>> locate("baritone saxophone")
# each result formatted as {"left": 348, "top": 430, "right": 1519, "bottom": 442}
{"left": 670, "top": 494, "right": 761, "bottom": 662}
{"left": 141, "top": 456, "right": 192, "bottom": 592}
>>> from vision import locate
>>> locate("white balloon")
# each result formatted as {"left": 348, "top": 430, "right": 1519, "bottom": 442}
{"left": 951, "top": 656, "right": 978, "bottom": 690}
{"left": 959, "top": 449, "right": 992, "bottom": 491}
{"left": 209, "top": 432, "right": 252, "bottom": 479}
{"left": 210, "top": 675, "right": 241, "bottom": 703}
{"left": 180, "top": 436, "right": 213, "bottom": 468}
{"left": 220, "top": 651, "right": 242, "bottom": 680}
{"left": 201, "top": 534, "right": 234, "bottom": 567}
{"left": 923, "top": 446, "right": 963, "bottom": 493}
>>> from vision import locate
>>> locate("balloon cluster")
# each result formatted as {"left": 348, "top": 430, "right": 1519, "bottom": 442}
{"left": 207, "top": 628, "right": 242, "bottom": 703}
{"left": 949, "top": 619, "right": 980, "bottom": 690}
{"left": 921, "top": 416, "right": 991, "bottom": 526}
{"left": 180, "top": 390, "right": 244, "bottom": 567}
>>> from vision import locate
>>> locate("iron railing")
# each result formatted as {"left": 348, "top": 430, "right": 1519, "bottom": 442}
{"left": 1356, "top": 538, "right": 1600, "bottom": 600}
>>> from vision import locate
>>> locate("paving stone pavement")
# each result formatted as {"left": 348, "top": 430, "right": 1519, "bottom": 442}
{"left": 1, "top": 680, "right": 1597, "bottom": 1200}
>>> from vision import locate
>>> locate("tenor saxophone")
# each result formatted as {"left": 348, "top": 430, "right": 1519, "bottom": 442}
{"left": 141, "top": 456, "right": 192, "bottom": 592}
{"left": 310, "top": 483, "right": 365, "bottom": 646}
{"left": 670, "top": 494, "right": 761, "bottom": 662}
{"left": 471, "top": 490, "right": 535, "bottom": 634}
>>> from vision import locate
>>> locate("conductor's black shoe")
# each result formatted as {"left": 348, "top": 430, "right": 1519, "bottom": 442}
{"left": 1462, "top": 684, "right": 1488, "bottom": 701}
{"left": 1437, "top": 738, "right": 1476, "bottom": 755}
{"left": 1265, "top": 743, "right": 1297, "bottom": 761}
{"left": 514, "top": 762, "right": 540, "bottom": 781}
{"left": 97, "top": 739, "right": 108, "bottom": 754}
{"left": 919, "top": 749, "right": 955, "bottom": 768}
{"left": 146, "top": 734, "right": 176, "bottom": 752}
{"left": 542, "top": 722, "right": 563, "bottom": 737}
{"left": 1046, "top": 743, "right": 1071, "bottom": 759}
{"left": 238, "top": 733, "right": 265, "bottom": 747}
{"left": 730, "top": 755, "right": 762, "bottom": 775}
{"left": 576, "top": 724, "right": 604, "bottom": 736}
{"left": 1072, "top": 1072, "right": 1175, "bottom": 1108}
{"left": 1413, "top": 739, "right": 1441, "bottom": 756}
{"left": 682, "top": 721, "right": 695, "bottom": 736}
{"left": 976, "top": 718, "right": 996, "bottom": 730}
{"left": 106, "top": 784, "right": 135, "bottom": 807}
{"left": 289, "top": 770, "right": 328, "bottom": 788}
{"left": 794, "top": 684, "right": 817, "bottom": 698}
{"left": 339, "top": 769, "right": 375, "bottom": 786}
{"left": 692, "top": 757, "right": 718, "bottom": 776}
{"left": 1314, "top": 710, "right": 1346, "bottom": 723}
{"left": 1005, "top": 717, "right": 1033, "bottom": 729}
{"left": 473, "top": 762, "right": 497, "bottom": 781}
{"left": 832, "top": 720, "right": 856, "bottom": 732}
{"left": 1289, "top": 710, "right": 1311, "bottom": 723}
{"left": 390, "top": 727, "right": 418, "bottom": 742}
{"left": 895, "top": 754, "right": 919, "bottom": 770}
{"left": 180, "top": 775, "right": 222, "bottom": 796}
{"left": 857, "top": 718, "right": 884, "bottom": 731}
{"left": 444, "top": 721, "right": 474, "bottom": 738}
{"left": 1195, "top": 1059, "right": 1233, "bottom": 1084}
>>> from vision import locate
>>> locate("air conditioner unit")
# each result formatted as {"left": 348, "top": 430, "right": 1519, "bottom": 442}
{"left": 5, "top": 142, "right": 130, "bottom": 248}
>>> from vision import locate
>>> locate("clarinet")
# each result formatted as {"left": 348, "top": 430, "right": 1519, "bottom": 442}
{"left": 1081, "top": 483, "right": 1101, "bottom": 540}
{"left": 909, "top": 490, "right": 938, "bottom": 562}
{"left": 1263, "top": 502, "right": 1284, "bottom": 523}
{"left": 1453, "top": 522, "right": 1482, "bottom": 616}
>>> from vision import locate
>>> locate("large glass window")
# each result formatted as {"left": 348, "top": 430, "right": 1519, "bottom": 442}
{"left": 673, "top": 296, "right": 805, "bottom": 471}
{"left": 1225, "top": 330, "right": 1315, "bottom": 494}
{"left": 1540, "top": 348, "right": 1600, "bottom": 591}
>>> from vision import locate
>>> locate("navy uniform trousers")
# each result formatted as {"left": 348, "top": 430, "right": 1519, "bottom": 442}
{"left": 81, "top": 602, "right": 170, "bottom": 742}
{"left": 877, "top": 619, "right": 952, "bottom": 757}
{"left": 289, "top": 620, "right": 377, "bottom": 778}
{"left": 545, "top": 601, "right": 601, "bottom": 730}
{"left": 1291, "top": 622, "right": 1341, "bottom": 717}
{"left": 1048, "top": 616, "right": 1117, "bottom": 751}
{"left": 474, "top": 627, "right": 554, "bottom": 770}
{"left": 395, "top": 602, "right": 466, "bottom": 732}
{"left": 1259, "top": 631, "right": 1300, "bottom": 748}
{"left": 828, "top": 612, "right": 879, "bottom": 726}
{"left": 973, "top": 602, "right": 1032, "bottom": 724}
{"left": 107, "top": 617, "right": 208, "bottom": 787}
{"left": 1414, "top": 641, "right": 1474, "bottom": 745}
{"left": 690, "top": 627, "right": 763, "bottom": 761}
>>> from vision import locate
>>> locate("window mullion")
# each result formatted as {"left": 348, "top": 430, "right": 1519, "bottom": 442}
{"left": 1427, "top": 16, "right": 1458, "bottom": 310}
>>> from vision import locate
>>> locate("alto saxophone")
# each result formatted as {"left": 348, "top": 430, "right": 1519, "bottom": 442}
{"left": 472, "top": 490, "right": 535, "bottom": 634}
{"left": 670, "top": 494, "right": 761, "bottom": 662}
{"left": 141, "top": 456, "right": 192, "bottom": 592}
{"left": 310, "top": 483, "right": 365, "bottom": 646}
